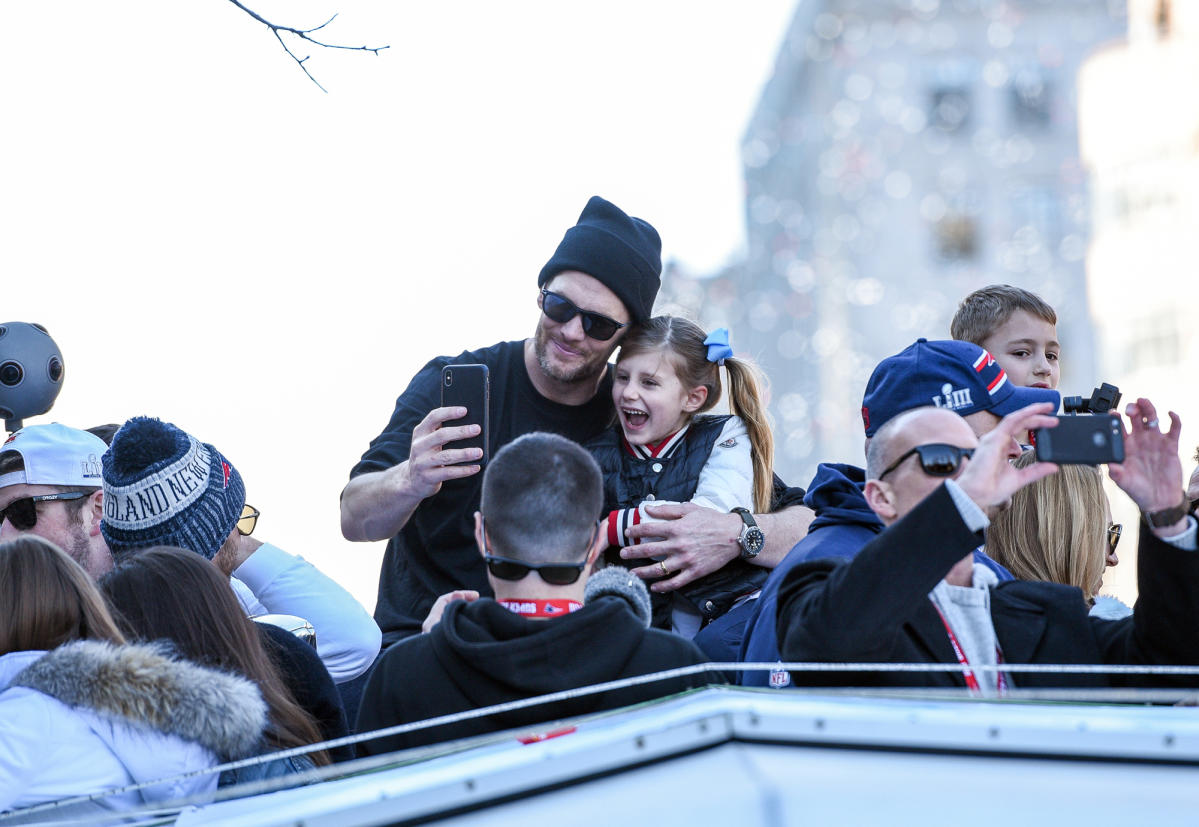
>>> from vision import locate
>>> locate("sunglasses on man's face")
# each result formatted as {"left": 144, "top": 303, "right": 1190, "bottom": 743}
{"left": 483, "top": 555, "right": 587, "bottom": 585}
{"left": 539, "top": 288, "right": 627, "bottom": 341}
{"left": 0, "top": 492, "right": 90, "bottom": 531}
{"left": 879, "top": 443, "right": 975, "bottom": 481}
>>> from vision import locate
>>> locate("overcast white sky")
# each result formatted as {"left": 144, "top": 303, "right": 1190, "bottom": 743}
{"left": 0, "top": 1, "right": 797, "bottom": 607}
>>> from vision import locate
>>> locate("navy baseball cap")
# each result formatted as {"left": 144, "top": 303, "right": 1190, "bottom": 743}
{"left": 861, "top": 338, "right": 1061, "bottom": 436}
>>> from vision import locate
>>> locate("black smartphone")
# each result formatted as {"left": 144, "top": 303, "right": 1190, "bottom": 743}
{"left": 440, "top": 364, "right": 489, "bottom": 467}
{"left": 1034, "top": 415, "right": 1124, "bottom": 465}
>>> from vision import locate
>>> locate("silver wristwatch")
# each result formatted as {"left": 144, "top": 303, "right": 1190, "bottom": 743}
{"left": 731, "top": 507, "right": 765, "bottom": 560}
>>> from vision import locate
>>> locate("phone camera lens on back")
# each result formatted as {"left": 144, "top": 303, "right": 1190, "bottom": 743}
{"left": 444, "top": 371, "right": 453, "bottom": 387}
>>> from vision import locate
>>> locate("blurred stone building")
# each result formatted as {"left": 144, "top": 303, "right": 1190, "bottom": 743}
{"left": 1078, "top": 0, "right": 1198, "bottom": 602}
{"left": 661, "top": 0, "right": 1125, "bottom": 486}
{"left": 1080, "top": 0, "right": 1198, "bottom": 422}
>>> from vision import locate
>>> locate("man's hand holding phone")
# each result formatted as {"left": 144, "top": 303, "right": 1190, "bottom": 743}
{"left": 402, "top": 406, "right": 485, "bottom": 501}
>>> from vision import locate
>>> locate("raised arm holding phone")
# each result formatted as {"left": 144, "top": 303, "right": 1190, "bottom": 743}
{"left": 775, "top": 398, "right": 1199, "bottom": 693}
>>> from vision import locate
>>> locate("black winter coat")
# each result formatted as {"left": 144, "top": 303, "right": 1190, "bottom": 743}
{"left": 777, "top": 483, "right": 1199, "bottom": 690}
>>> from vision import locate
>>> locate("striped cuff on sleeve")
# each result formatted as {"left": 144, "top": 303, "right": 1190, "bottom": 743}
{"left": 608, "top": 508, "right": 642, "bottom": 547}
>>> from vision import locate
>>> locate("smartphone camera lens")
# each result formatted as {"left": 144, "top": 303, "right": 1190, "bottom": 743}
{"left": 444, "top": 370, "right": 453, "bottom": 387}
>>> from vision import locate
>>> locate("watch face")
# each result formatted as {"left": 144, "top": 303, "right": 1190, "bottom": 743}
{"left": 742, "top": 526, "right": 765, "bottom": 555}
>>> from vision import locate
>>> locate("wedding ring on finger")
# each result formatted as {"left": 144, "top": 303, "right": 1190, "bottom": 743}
{"left": 658, "top": 560, "right": 669, "bottom": 577}
{"left": 1145, "top": 418, "right": 1159, "bottom": 430}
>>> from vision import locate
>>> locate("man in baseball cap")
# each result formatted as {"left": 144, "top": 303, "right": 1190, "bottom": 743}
{"left": 739, "top": 339, "right": 1060, "bottom": 687}
{"left": 860, "top": 338, "right": 1060, "bottom": 438}
{"left": 0, "top": 423, "right": 109, "bottom": 577}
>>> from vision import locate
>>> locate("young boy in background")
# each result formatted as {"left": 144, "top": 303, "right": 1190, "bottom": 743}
{"left": 951, "top": 284, "right": 1060, "bottom": 390}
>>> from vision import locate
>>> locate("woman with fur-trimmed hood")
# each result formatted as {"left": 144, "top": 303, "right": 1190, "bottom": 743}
{"left": 0, "top": 536, "right": 268, "bottom": 818}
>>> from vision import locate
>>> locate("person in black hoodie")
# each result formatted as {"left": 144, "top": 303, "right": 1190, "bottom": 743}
{"left": 355, "top": 432, "right": 714, "bottom": 756}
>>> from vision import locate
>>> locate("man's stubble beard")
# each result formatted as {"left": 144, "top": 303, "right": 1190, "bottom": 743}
{"left": 63, "top": 518, "right": 107, "bottom": 579}
{"left": 533, "top": 322, "right": 609, "bottom": 386}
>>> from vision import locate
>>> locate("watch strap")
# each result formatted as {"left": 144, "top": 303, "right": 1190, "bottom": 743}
{"left": 1143, "top": 492, "right": 1189, "bottom": 529}
{"left": 731, "top": 506, "right": 757, "bottom": 529}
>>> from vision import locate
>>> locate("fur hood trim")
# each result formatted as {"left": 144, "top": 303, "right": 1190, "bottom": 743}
{"left": 12, "top": 640, "right": 267, "bottom": 760}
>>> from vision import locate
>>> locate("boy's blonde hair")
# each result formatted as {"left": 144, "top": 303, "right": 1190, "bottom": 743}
{"left": 950, "top": 284, "right": 1057, "bottom": 346}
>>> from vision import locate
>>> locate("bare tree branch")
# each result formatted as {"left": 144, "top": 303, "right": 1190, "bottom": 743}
{"left": 226, "top": 0, "right": 389, "bottom": 92}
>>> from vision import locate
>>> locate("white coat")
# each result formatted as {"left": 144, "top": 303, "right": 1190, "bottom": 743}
{"left": 0, "top": 641, "right": 267, "bottom": 818}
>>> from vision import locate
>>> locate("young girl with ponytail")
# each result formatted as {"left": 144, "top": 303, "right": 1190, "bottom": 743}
{"left": 585, "top": 316, "right": 776, "bottom": 637}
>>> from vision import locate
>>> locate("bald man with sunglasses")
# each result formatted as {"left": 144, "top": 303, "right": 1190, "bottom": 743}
{"left": 342, "top": 196, "right": 811, "bottom": 648}
{"left": 776, "top": 399, "right": 1199, "bottom": 693}
{"left": 354, "top": 432, "right": 713, "bottom": 754}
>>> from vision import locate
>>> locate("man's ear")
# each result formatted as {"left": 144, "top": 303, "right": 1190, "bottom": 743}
{"left": 863, "top": 479, "right": 897, "bottom": 523}
{"left": 585, "top": 522, "right": 606, "bottom": 567}
{"left": 682, "top": 385, "right": 709, "bottom": 414}
{"left": 85, "top": 490, "right": 104, "bottom": 537}
{"left": 474, "top": 511, "right": 487, "bottom": 559}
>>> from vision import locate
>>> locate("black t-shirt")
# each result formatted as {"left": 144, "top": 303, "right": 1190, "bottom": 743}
{"left": 351, "top": 340, "right": 614, "bottom": 645}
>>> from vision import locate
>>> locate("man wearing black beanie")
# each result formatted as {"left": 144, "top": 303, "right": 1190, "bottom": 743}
{"left": 341, "top": 196, "right": 809, "bottom": 648}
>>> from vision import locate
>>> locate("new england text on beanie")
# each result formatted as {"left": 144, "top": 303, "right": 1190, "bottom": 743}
{"left": 101, "top": 417, "right": 245, "bottom": 561}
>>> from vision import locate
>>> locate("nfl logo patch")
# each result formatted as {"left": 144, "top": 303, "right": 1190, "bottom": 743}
{"left": 769, "top": 667, "right": 791, "bottom": 688}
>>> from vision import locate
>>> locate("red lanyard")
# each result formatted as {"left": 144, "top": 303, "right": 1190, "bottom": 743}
{"left": 498, "top": 599, "right": 582, "bottom": 618}
{"left": 932, "top": 605, "right": 1007, "bottom": 695}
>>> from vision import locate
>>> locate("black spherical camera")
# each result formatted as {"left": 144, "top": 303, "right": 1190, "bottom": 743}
{"left": 1061, "top": 382, "right": 1121, "bottom": 415}
{"left": 0, "top": 322, "right": 66, "bottom": 433}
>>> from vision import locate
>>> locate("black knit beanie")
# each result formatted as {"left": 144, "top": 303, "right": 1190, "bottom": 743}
{"left": 537, "top": 196, "right": 662, "bottom": 324}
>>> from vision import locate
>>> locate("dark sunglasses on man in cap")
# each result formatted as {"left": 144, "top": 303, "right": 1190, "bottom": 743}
{"left": 0, "top": 491, "right": 90, "bottom": 531}
{"left": 879, "top": 444, "right": 975, "bottom": 481}
{"left": 539, "top": 288, "right": 627, "bottom": 341}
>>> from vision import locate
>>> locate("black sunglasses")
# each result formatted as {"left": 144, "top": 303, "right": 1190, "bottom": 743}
{"left": 1107, "top": 522, "right": 1122, "bottom": 554}
{"left": 540, "top": 288, "right": 627, "bottom": 341}
{"left": 480, "top": 516, "right": 595, "bottom": 585}
{"left": 879, "top": 443, "right": 975, "bottom": 481}
{"left": 483, "top": 555, "right": 588, "bottom": 585}
{"left": 0, "top": 491, "right": 90, "bottom": 531}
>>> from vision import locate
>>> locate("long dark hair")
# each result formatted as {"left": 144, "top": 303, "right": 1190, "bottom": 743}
{"left": 618, "top": 316, "right": 775, "bottom": 511}
{"left": 0, "top": 536, "right": 126, "bottom": 656}
{"left": 99, "top": 546, "right": 329, "bottom": 765}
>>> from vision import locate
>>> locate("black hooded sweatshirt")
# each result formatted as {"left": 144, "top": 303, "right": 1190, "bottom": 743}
{"left": 355, "top": 597, "right": 714, "bottom": 755}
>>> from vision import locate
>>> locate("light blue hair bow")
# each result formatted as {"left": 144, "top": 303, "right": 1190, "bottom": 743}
{"left": 703, "top": 328, "right": 734, "bottom": 366}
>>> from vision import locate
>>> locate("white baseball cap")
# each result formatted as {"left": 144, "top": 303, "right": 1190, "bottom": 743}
{"left": 0, "top": 423, "right": 107, "bottom": 489}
